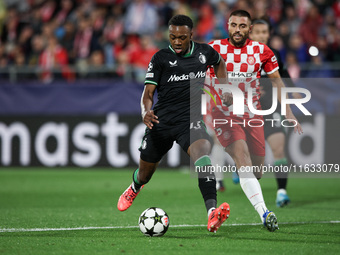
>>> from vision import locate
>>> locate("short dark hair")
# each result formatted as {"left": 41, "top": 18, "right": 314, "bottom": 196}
{"left": 252, "top": 18, "right": 272, "bottom": 31}
{"left": 252, "top": 19, "right": 269, "bottom": 27}
{"left": 229, "top": 10, "right": 251, "bottom": 21}
{"left": 168, "top": 15, "right": 193, "bottom": 30}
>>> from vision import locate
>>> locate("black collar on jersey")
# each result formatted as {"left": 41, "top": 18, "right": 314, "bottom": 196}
{"left": 168, "top": 41, "right": 195, "bottom": 57}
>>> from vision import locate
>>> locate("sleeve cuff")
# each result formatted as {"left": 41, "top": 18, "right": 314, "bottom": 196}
{"left": 215, "top": 54, "right": 221, "bottom": 65}
{"left": 266, "top": 66, "right": 279, "bottom": 75}
{"left": 144, "top": 80, "right": 158, "bottom": 86}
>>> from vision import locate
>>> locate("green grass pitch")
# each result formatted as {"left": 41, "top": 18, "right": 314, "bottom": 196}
{"left": 0, "top": 168, "right": 340, "bottom": 254}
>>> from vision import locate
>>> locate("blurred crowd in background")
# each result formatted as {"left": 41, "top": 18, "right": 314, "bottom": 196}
{"left": 0, "top": 0, "right": 339, "bottom": 83}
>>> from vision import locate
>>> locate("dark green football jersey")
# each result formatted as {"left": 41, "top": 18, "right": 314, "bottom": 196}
{"left": 144, "top": 41, "right": 220, "bottom": 125}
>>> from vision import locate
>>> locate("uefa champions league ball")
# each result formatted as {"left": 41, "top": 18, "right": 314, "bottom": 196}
{"left": 138, "top": 207, "right": 170, "bottom": 237}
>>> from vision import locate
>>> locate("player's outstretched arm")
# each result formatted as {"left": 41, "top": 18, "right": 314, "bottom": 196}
{"left": 268, "top": 70, "right": 303, "bottom": 134}
{"left": 141, "top": 84, "right": 159, "bottom": 129}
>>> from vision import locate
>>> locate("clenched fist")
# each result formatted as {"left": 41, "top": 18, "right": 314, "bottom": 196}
{"left": 222, "top": 92, "right": 233, "bottom": 107}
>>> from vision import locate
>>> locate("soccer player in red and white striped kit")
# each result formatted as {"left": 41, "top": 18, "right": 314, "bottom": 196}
{"left": 207, "top": 10, "right": 303, "bottom": 231}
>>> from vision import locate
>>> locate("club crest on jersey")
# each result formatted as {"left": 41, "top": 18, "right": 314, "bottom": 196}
{"left": 247, "top": 56, "right": 255, "bottom": 65}
{"left": 199, "top": 53, "right": 206, "bottom": 64}
{"left": 169, "top": 60, "right": 177, "bottom": 67}
{"left": 141, "top": 139, "right": 147, "bottom": 150}
{"left": 223, "top": 131, "right": 231, "bottom": 140}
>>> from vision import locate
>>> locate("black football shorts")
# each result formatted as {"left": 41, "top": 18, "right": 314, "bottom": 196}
{"left": 139, "top": 120, "right": 212, "bottom": 163}
{"left": 263, "top": 110, "right": 286, "bottom": 139}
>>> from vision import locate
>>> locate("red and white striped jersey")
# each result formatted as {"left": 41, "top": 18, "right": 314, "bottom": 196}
{"left": 206, "top": 38, "right": 279, "bottom": 119}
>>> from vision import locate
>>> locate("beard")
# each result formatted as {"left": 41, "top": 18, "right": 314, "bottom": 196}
{"left": 229, "top": 31, "right": 249, "bottom": 47}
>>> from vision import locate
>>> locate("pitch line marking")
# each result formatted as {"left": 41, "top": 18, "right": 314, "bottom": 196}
{"left": 1, "top": 221, "right": 339, "bottom": 233}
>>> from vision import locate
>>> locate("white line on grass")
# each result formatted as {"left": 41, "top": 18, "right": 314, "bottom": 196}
{"left": 1, "top": 221, "right": 339, "bottom": 233}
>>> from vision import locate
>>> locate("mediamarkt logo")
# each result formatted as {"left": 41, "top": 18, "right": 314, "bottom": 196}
{"left": 168, "top": 71, "right": 206, "bottom": 82}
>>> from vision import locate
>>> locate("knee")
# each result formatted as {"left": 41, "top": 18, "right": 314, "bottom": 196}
{"left": 271, "top": 144, "right": 285, "bottom": 159}
{"left": 226, "top": 143, "right": 249, "bottom": 161}
{"left": 190, "top": 140, "right": 211, "bottom": 160}
{"left": 230, "top": 150, "right": 250, "bottom": 166}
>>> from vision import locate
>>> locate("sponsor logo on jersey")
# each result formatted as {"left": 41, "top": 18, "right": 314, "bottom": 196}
{"left": 167, "top": 71, "right": 206, "bottom": 82}
{"left": 199, "top": 53, "right": 206, "bottom": 64}
{"left": 146, "top": 73, "right": 154, "bottom": 78}
{"left": 147, "top": 62, "right": 153, "bottom": 72}
{"left": 169, "top": 60, "right": 177, "bottom": 67}
{"left": 271, "top": 55, "right": 277, "bottom": 64}
{"left": 247, "top": 56, "right": 255, "bottom": 65}
{"left": 229, "top": 72, "right": 256, "bottom": 78}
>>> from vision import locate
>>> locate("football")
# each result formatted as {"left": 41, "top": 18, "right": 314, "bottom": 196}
{"left": 138, "top": 207, "right": 170, "bottom": 237}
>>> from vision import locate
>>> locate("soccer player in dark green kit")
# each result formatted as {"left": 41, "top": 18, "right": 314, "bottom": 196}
{"left": 118, "top": 15, "right": 230, "bottom": 233}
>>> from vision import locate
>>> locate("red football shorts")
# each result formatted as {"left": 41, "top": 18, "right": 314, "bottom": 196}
{"left": 212, "top": 114, "right": 266, "bottom": 157}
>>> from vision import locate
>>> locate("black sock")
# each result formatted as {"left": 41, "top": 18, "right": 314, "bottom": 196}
{"left": 132, "top": 169, "right": 142, "bottom": 192}
{"left": 276, "top": 177, "right": 288, "bottom": 190}
{"left": 198, "top": 165, "right": 217, "bottom": 212}
{"left": 274, "top": 166, "right": 288, "bottom": 190}
{"left": 274, "top": 158, "right": 289, "bottom": 190}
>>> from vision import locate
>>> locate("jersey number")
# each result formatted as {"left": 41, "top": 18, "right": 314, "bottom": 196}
{"left": 190, "top": 121, "right": 201, "bottom": 130}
